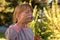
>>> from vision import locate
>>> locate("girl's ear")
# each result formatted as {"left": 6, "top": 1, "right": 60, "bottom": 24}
{"left": 15, "top": 13, "right": 19, "bottom": 22}
{"left": 16, "top": 13, "right": 21, "bottom": 21}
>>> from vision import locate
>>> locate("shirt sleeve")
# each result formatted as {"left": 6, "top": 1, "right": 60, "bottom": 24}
{"left": 5, "top": 25, "right": 17, "bottom": 40}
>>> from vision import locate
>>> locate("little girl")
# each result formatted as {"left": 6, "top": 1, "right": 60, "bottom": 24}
{"left": 5, "top": 4, "right": 34, "bottom": 40}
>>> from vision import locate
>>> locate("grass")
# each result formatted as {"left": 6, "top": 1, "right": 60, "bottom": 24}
{"left": 0, "top": 31, "right": 6, "bottom": 40}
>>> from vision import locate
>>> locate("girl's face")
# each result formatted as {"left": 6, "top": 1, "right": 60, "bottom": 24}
{"left": 17, "top": 8, "right": 33, "bottom": 24}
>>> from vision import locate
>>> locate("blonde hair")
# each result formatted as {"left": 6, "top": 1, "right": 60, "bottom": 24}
{"left": 13, "top": 4, "right": 33, "bottom": 23}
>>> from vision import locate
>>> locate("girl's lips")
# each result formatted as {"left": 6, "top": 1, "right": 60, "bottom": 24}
{"left": 25, "top": 17, "right": 33, "bottom": 22}
{"left": 27, "top": 16, "right": 33, "bottom": 19}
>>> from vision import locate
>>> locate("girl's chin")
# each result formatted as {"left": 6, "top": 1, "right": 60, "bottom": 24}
{"left": 25, "top": 20, "right": 32, "bottom": 23}
{"left": 27, "top": 19, "right": 33, "bottom": 21}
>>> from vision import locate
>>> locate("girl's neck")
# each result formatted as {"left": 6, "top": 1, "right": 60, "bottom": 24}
{"left": 16, "top": 23, "right": 27, "bottom": 28}
{"left": 13, "top": 23, "right": 28, "bottom": 32}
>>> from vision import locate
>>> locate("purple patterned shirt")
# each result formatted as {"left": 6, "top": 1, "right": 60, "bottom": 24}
{"left": 5, "top": 24, "right": 34, "bottom": 40}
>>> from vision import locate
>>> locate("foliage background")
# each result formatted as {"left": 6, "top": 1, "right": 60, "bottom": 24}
{"left": 0, "top": 0, "right": 60, "bottom": 40}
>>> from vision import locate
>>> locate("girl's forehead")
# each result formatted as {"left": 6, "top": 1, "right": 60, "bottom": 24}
{"left": 25, "top": 7, "right": 32, "bottom": 12}
{"left": 23, "top": 9, "right": 32, "bottom": 13}
{"left": 15, "top": 5, "right": 32, "bottom": 15}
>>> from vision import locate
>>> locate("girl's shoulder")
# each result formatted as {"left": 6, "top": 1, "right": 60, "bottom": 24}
{"left": 5, "top": 24, "right": 18, "bottom": 39}
{"left": 27, "top": 27, "right": 33, "bottom": 31}
{"left": 8, "top": 24, "right": 17, "bottom": 30}
{"left": 7, "top": 24, "right": 17, "bottom": 32}
{"left": 26, "top": 27, "right": 34, "bottom": 34}
{"left": 9, "top": 24, "right": 15, "bottom": 28}
{"left": 6, "top": 24, "right": 17, "bottom": 33}
{"left": 8, "top": 24, "right": 21, "bottom": 32}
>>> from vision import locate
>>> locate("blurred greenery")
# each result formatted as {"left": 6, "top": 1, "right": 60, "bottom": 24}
{"left": 0, "top": 0, "right": 48, "bottom": 40}
{"left": 0, "top": 0, "right": 47, "bottom": 26}
{"left": 0, "top": 32, "right": 5, "bottom": 38}
{"left": 0, "top": 32, "right": 6, "bottom": 40}
{"left": 0, "top": 0, "right": 60, "bottom": 40}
